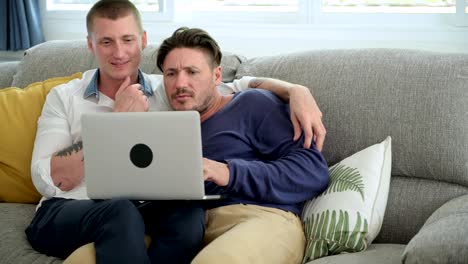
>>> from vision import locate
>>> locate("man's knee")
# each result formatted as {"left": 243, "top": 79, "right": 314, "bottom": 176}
{"left": 101, "top": 199, "right": 144, "bottom": 231}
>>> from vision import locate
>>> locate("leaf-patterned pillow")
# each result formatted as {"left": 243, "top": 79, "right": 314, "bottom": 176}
{"left": 301, "top": 137, "right": 392, "bottom": 262}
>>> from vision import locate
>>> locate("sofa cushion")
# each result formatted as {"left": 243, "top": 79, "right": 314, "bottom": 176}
{"left": 402, "top": 194, "right": 468, "bottom": 264}
{"left": 0, "top": 72, "right": 82, "bottom": 203}
{"left": 302, "top": 137, "right": 392, "bottom": 261}
{"left": 305, "top": 243, "right": 405, "bottom": 264}
{"left": 0, "top": 203, "right": 62, "bottom": 263}
{"left": 376, "top": 176, "right": 468, "bottom": 244}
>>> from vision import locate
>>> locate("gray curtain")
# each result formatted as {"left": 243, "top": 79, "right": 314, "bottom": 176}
{"left": 0, "top": 0, "right": 45, "bottom": 51}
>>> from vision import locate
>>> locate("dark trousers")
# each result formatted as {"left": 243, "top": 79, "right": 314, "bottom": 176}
{"left": 25, "top": 198, "right": 205, "bottom": 264}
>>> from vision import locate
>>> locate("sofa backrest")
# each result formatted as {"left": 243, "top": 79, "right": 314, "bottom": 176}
{"left": 236, "top": 49, "right": 468, "bottom": 243}
{"left": 0, "top": 61, "right": 19, "bottom": 89}
{"left": 10, "top": 40, "right": 245, "bottom": 88}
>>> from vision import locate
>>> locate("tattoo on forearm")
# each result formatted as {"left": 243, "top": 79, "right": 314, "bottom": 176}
{"left": 55, "top": 141, "right": 83, "bottom": 157}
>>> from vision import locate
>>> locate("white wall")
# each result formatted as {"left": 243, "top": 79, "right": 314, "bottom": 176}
{"left": 40, "top": 18, "right": 468, "bottom": 58}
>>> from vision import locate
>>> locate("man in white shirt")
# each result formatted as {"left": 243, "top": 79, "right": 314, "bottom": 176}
{"left": 25, "top": 0, "right": 327, "bottom": 263}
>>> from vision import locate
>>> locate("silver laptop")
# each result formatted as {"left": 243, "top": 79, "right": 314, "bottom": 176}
{"left": 81, "top": 111, "right": 220, "bottom": 200}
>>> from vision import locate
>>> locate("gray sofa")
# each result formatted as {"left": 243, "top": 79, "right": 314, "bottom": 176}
{"left": 0, "top": 40, "right": 467, "bottom": 264}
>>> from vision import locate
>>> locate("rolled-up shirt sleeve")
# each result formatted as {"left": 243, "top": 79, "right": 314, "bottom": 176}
{"left": 31, "top": 88, "right": 72, "bottom": 198}
{"left": 217, "top": 76, "right": 255, "bottom": 95}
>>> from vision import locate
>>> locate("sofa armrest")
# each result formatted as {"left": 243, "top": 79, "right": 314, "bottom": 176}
{"left": 0, "top": 203, "right": 62, "bottom": 262}
{"left": 402, "top": 194, "right": 468, "bottom": 264}
{"left": 0, "top": 61, "right": 19, "bottom": 89}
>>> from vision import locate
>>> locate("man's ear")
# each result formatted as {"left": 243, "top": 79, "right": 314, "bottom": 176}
{"left": 141, "top": 31, "right": 147, "bottom": 50}
{"left": 214, "top": 66, "right": 222, "bottom": 85}
{"left": 87, "top": 36, "right": 95, "bottom": 55}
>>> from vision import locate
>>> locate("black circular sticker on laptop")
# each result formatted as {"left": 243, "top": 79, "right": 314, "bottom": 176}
{"left": 130, "top": 144, "right": 153, "bottom": 168}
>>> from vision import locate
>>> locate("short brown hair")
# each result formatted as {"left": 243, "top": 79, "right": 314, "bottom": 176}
{"left": 156, "top": 27, "right": 222, "bottom": 72}
{"left": 86, "top": 0, "right": 143, "bottom": 35}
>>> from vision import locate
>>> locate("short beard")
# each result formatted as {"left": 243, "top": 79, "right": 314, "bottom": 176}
{"left": 172, "top": 87, "right": 214, "bottom": 114}
{"left": 194, "top": 93, "right": 214, "bottom": 114}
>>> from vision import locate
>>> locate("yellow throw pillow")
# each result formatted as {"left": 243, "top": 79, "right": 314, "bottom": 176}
{"left": 0, "top": 72, "right": 82, "bottom": 203}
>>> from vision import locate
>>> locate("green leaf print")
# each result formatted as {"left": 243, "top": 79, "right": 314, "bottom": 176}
{"left": 323, "top": 163, "right": 365, "bottom": 201}
{"left": 303, "top": 210, "right": 368, "bottom": 262}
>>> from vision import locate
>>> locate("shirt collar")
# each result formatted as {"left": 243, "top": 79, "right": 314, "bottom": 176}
{"left": 83, "top": 69, "right": 153, "bottom": 99}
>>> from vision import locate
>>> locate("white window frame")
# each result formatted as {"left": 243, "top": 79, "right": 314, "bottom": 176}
{"left": 456, "top": 0, "right": 468, "bottom": 26}
{"left": 185, "top": 0, "right": 467, "bottom": 27}
{"left": 186, "top": 0, "right": 304, "bottom": 24}
{"left": 40, "top": 0, "right": 467, "bottom": 26}
{"left": 38, "top": 0, "right": 468, "bottom": 56}
{"left": 41, "top": 0, "right": 174, "bottom": 22}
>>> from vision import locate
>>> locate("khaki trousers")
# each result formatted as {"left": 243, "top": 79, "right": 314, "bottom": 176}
{"left": 192, "top": 204, "right": 305, "bottom": 264}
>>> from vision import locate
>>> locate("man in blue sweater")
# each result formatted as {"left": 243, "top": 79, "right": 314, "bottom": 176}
{"left": 157, "top": 27, "right": 330, "bottom": 264}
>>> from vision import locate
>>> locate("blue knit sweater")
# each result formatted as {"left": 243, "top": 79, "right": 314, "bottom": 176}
{"left": 202, "top": 89, "right": 329, "bottom": 214}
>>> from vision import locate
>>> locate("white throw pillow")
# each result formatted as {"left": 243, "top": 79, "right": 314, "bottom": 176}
{"left": 301, "top": 137, "right": 392, "bottom": 262}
